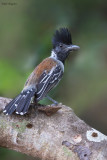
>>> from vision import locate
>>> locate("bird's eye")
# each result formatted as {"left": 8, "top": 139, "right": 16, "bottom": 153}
{"left": 59, "top": 44, "right": 63, "bottom": 48}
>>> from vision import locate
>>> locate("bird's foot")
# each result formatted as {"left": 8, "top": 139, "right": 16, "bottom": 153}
{"left": 51, "top": 102, "right": 58, "bottom": 107}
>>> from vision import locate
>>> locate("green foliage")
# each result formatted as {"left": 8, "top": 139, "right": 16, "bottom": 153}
{"left": 0, "top": 60, "right": 25, "bottom": 97}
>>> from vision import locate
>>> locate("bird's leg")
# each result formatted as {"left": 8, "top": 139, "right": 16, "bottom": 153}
{"left": 30, "top": 96, "right": 39, "bottom": 115}
{"left": 46, "top": 95, "right": 58, "bottom": 106}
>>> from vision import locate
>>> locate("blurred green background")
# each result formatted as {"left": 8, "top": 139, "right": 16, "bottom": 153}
{"left": 0, "top": 0, "right": 107, "bottom": 159}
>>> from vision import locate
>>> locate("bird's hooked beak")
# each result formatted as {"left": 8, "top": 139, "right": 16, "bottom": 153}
{"left": 67, "top": 44, "right": 80, "bottom": 52}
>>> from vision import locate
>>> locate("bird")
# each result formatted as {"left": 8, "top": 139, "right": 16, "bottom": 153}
{"left": 3, "top": 28, "right": 80, "bottom": 115}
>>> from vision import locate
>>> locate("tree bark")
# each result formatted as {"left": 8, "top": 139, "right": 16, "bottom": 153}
{"left": 0, "top": 96, "right": 107, "bottom": 160}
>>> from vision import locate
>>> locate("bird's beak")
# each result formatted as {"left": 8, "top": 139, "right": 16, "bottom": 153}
{"left": 67, "top": 44, "right": 80, "bottom": 52}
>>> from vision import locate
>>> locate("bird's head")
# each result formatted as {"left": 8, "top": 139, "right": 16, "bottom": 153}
{"left": 51, "top": 28, "right": 80, "bottom": 63}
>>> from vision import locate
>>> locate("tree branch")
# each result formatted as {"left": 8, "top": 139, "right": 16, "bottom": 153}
{"left": 0, "top": 96, "right": 107, "bottom": 160}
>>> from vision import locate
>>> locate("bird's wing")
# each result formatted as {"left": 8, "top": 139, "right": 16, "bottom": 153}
{"left": 36, "top": 65, "right": 63, "bottom": 101}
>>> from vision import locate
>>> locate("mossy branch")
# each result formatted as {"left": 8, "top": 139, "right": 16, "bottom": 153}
{"left": 0, "top": 96, "right": 107, "bottom": 160}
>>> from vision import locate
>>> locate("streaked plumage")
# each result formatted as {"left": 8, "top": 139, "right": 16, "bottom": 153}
{"left": 3, "top": 28, "right": 80, "bottom": 115}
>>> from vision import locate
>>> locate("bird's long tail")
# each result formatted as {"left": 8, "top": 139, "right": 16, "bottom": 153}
{"left": 3, "top": 88, "right": 35, "bottom": 115}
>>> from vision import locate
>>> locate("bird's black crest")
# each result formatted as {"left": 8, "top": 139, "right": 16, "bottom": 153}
{"left": 52, "top": 28, "right": 72, "bottom": 48}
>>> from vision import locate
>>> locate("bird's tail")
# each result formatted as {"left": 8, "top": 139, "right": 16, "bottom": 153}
{"left": 3, "top": 88, "right": 35, "bottom": 115}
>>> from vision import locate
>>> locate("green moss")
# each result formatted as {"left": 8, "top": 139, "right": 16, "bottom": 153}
{"left": 0, "top": 119, "right": 8, "bottom": 129}
{"left": 0, "top": 118, "right": 28, "bottom": 133}
{"left": 12, "top": 120, "right": 28, "bottom": 133}
{"left": 63, "top": 146, "right": 72, "bottom": 157}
